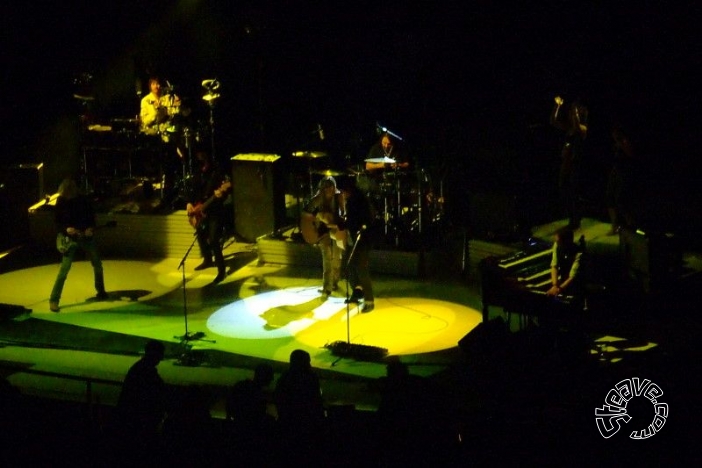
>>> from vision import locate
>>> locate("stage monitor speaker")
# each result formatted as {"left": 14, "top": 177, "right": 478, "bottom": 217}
{"left": 231, "top": 154, "right": 285, "bottom": 243}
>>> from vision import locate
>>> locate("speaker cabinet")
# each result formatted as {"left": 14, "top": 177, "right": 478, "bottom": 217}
{"left": 0, "top": 163, "right": 45, "bottom": 247}
{"left": 231, "top": 154, "right": 285, "bottom": 242}
{"left": 619, "top": 227, "right": 682, "bottom": 293}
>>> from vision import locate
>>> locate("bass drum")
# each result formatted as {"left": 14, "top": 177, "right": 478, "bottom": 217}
{"left": 393, "top": 169, "right": 441, "bottom": 232}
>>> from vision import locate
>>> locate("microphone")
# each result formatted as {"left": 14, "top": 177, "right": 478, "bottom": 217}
{"left": 317, "top": 123, "right": 325, "bottom": 140}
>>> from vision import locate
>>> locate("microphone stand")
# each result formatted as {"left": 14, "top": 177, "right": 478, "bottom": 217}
{"left": 331, "top": 228, "right": 363, "bottom": 366}
{"left": 175, "top": 230, "right": 215, "bottom": 366}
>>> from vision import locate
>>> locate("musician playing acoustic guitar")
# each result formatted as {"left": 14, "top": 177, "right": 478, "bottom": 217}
{"left": 302, "top": 176, "right": 346, "bottom": 300}
{"left": 187, "top": 148, "right": 230, "bottom": 284}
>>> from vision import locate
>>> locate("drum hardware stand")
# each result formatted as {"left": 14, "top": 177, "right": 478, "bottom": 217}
{"left": 173, "top": 127, "right": 196, "bottom": 204}
{"left": 174, "top": 232, "right": 215, "bottom": 366}
{"left": 202, "top": 79, "right": 221, "bottom": 162}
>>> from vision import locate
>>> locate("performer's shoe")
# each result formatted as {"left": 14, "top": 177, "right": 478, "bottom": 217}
{"left": 195, "top": 260, "right": 214, "bottom": 271}
{"left": 95, "top": 291, "right": 109, "bottom": 301}
{"left": 344, "top": 288, "right": 364, "bottom": 304}
{"left": 212, "top": 271, "right": 227, "bottom": 285}
{"left": 361, "top": 301, "right": 375, "bottom": 313}
{"left": 49, "top": 302, "right": 60, "bottom": 313}
{"left": 320, "top": 289, "right": 331, "bottom": 301}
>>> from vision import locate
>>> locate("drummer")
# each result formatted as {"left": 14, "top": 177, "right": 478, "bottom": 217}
{"left": 139, "top": 76, "right": 183, "bottom": 206}
{"left": 365, "top": 132, "right": 410, "bottom": 171}
{"left": 139, "top": 76, "right": 181, "bottom": 136}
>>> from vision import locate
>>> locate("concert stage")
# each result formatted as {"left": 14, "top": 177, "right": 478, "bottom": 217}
{"left": 3, "top": 207, "right": 701, "bottom": 461}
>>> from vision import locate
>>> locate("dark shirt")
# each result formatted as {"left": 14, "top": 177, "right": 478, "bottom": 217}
{"left": 226, "top": 378, "right": 268, "bottom": 424}
{"left": 340, "top": 187, "right": 376, "bottom": 242}
{"left": 274, "top": 369, "right": 325, "bottom": 428}
{"left": 54, "top": 195, "right": 96, "bottom": 235}
{"left": 191, "top": 162, "right": 227, "bottom": 216}
{"left": 116, "top": 358, "right": 166, "bottom": 431}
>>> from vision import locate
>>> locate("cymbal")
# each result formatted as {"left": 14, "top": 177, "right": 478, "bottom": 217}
{"left": 292, "top": 150, "right": 327, "bottom": 158}
{"left": 202, "top": 93, "right": 220, "bottom": 102}
{"left": 313, "top": 169, "right": 344, "bottom": 176}
{"left": 365, "top": 156, "right": 396, "bottom": 163}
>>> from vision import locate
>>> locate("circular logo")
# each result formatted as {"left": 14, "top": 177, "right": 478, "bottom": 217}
{"left": 595, "top": 377, "right": 668, "bottom": 439}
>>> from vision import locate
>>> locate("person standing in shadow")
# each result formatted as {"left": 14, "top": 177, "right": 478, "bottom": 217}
{"left": 339, "top": 177, "right": 377, "bottom": 313}
{"left": 606, "top": 124, "right": 637, "bottom": 234}
{"left": 225, "top": 363, "right": 276, "bottom": 464}
{"left": 376, "top": 359, "right": 452, "bottom": 465}
{"left": 550, "top": 95, "right": 589, "bottom": 229}
{"left": 111, "top": 340, "right": 166, "bottom": 463}
{"left": 274, "top": 350, "right": 326, "bottom": 461}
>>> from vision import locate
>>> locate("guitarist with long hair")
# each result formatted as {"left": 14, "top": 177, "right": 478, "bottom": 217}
{"left": 187, "top": 148, "right": 230, "bottom": 284}
{"left": 49, "top": 178, "right": 108, "bottom": 312}
{"left": 302, "top": 176, "right": 346, "bottom": 300}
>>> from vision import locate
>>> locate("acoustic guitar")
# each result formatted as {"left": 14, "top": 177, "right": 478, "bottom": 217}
{"left": 187, "top": 180, "right": 231, "bottom": 229}
{"left": 300, "top": 211, "right": 347, "bottom": 250}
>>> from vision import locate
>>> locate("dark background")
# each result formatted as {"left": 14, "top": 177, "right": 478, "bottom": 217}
{"left": 2, "top": 2, "right": 700, "bottom": 240}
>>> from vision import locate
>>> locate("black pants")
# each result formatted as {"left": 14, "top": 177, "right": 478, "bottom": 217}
{"left": 197, "top": 215, "right": 225, "bottom": 274}
{"left": 343, "top": 235, "right": 374, "bottom": 301}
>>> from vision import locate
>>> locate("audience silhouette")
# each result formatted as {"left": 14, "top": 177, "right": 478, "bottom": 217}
{"left": 110, "top": 340, "right": 167, "bottom": 463}
{"left": 161, "top": 385, "right": 217, "bottom": 465}
{"left": 274, "top": 349, "right": 327, "bottom": 461}
{"left": 225, "top": 363, "right": 276, "bottom": 463}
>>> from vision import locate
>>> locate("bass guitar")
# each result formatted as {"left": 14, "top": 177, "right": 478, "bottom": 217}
{"left": 187, "top": 179, "right": 231, "bottom": 229}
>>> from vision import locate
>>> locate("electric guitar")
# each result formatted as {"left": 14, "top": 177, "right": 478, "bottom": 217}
{"left": 187, "top": 179, "right": 231, "bottom": 229}
{"left": 56, "top": 220, "right": 117, "bottom": 254}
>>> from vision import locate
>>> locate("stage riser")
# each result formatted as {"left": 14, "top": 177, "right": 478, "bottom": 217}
{"left": 29, "top": 210, "right": 199, "bottom": 259}
{"left": 256, "top": 238, "right": 422, "bottom": 277}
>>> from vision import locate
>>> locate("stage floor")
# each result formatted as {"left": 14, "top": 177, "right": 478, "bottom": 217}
{"left": 0, "top": 235, "right": 484, "bottom": 415}
{"left": 2, "top": 217, "right": 701, "bottom": 422}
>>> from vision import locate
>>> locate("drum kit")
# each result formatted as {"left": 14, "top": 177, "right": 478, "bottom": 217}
{"left": 76, "top": 77, "right": 222, "bottom": 203}
{"left": 293, "top": 150, "right": 444, "bottom": 248}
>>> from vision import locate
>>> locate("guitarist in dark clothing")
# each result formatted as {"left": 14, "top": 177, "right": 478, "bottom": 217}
{"left": 187, "top": 149, "right": 230, "bottom": 284}
{"left": 50, "top": 178, "right": 107, "bottom": 312}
